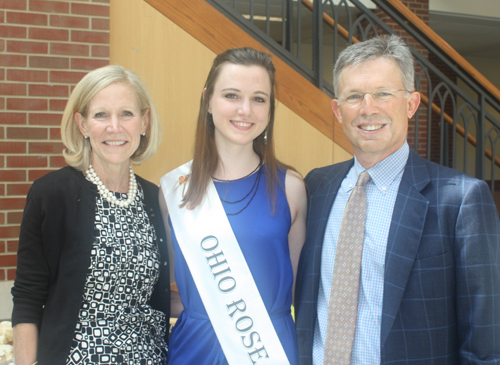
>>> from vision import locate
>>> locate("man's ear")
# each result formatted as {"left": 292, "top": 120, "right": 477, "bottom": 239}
{"left": 331, "top": 99, "right": 343, "bottom": 125}
{"left": 407, "top": 91, "right": 421, "bottom": 119}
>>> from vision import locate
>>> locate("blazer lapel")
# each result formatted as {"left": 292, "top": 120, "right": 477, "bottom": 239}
{"left": 296, "top": 160, "right": 354, "bottom": 362}
{"left": 311, "top": 161, "right": 352, "bottom": 245}
{"left": 380, "top": 150, "right": 431, "bottom": 347}
{"left": 306, "top": 159, "right": 353, "bottom": 306}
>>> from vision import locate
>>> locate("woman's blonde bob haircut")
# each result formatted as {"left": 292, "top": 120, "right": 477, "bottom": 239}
{"left": 61, "top": 65, "right": 161, "bottom": 171}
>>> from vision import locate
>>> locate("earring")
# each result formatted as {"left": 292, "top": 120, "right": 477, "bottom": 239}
{"left": 263, "top": 129, "right": 268, "bottom": 145}
{"left": 84, "top": 135, "right": 88, "bottom": 139}
{"left": 142, "top": 133, "right": 146, "bottom": 136}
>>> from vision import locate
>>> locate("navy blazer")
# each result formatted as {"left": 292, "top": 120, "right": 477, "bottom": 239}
{"left": 295, "top": 149, "right": 500, "bottom": 364}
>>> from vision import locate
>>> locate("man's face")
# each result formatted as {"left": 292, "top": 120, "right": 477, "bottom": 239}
{"left": 332, "top": 58, "right": 420, "bottom": 168}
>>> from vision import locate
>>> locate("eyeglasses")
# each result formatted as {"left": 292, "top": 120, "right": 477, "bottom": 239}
{"left": 337, "top": 89, "right": 410, "bottom": 106}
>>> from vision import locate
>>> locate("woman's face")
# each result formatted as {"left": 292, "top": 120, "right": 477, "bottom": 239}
{"left": 208, "top": 63, "right": 272, "bottom": 150}
{"left": 75, "top": 82, "right": 149, "bottom": 172}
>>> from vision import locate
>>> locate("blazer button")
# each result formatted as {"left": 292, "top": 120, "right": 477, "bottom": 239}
{"left": 159, "top": 238, "right": 163, "bottom": 242}
{"left": 163, "top": 261, "right": 168, "bottom": 266}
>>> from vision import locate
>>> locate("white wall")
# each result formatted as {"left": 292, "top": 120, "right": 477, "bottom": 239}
{"left": 430, "top": 0, "right": 500, "bottom": 18}
{"left": 0, "top": 281, "right": 13, "bottom": 321}
{"left": 466, "top": 56, "right": 500, "bottom": 90}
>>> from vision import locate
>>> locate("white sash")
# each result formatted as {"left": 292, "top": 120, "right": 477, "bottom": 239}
{"left": 160, "top": 161, "right": 290, "bottom": 365}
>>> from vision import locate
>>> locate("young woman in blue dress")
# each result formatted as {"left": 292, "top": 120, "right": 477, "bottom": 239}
{"left": 159, "top": 47, "right": 307, "bottom": 365}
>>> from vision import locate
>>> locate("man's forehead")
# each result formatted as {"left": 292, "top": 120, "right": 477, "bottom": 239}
{"left": 343, "top": 57, "right": 398, "bottom": 73}
{"left": 338, "top": 58, "right": 402, "bottom": 90}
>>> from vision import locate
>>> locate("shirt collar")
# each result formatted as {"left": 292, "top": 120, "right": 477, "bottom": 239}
{"left": 347, "top": 141, "right": 409, "bottom": 194}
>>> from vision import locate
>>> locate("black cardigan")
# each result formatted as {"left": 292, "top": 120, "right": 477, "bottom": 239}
{"left": 11, "top": 166, "right": 170, "bottom": 365}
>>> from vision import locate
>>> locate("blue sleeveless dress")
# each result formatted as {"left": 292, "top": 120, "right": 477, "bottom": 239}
{"left": 168, "top": 167, "right": 299, "bottom": 365}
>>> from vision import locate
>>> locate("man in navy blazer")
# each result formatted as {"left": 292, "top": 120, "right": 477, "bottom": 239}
{"left": 295, "top": 35, "right": 500, "bottom": 364}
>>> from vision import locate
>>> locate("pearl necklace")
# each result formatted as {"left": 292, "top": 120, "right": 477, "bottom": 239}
{"left": 85, "top": 164, "right": 138, "bottom": 208}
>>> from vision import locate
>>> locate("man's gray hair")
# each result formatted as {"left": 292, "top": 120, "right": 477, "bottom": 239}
{"left": 333, "top": 34, "right": 415, "bottom": 96}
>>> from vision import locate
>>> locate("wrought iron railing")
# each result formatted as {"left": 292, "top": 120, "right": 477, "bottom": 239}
{"left": 207, "top": 0, "right": 500, "bottom": 193}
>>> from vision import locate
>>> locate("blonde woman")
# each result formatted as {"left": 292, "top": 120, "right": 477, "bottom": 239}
{"left": 12, "top": 65, "right": 170, "bottom": 365}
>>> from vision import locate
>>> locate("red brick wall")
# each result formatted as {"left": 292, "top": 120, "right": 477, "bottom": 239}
{"left": 0, "top": 0, "right": 109, "bottom": 281}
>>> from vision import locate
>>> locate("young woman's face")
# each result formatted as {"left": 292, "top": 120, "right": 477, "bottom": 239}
{"left": 208, "top": 63, "right": 272, "bottom": 150}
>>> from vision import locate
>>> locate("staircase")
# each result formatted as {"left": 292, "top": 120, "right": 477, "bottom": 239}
{"left": 144, "top": 0, "right": 500, "bottom": 204}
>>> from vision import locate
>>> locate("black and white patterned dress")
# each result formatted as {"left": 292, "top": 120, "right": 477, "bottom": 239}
{"left": 66, "top": 184, "right": 168, "bottom": 365}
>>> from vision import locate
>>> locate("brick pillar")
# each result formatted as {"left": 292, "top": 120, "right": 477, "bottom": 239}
{"left": 374, "top": 0, "right": 430, "bottom": 159}
{"left": 0, "top": 0, "right": 109, "bottom": 281}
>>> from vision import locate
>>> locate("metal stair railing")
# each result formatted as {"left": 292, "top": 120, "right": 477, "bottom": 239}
{"left": 207, "top": 0, "right": 500, "bottom": 194}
